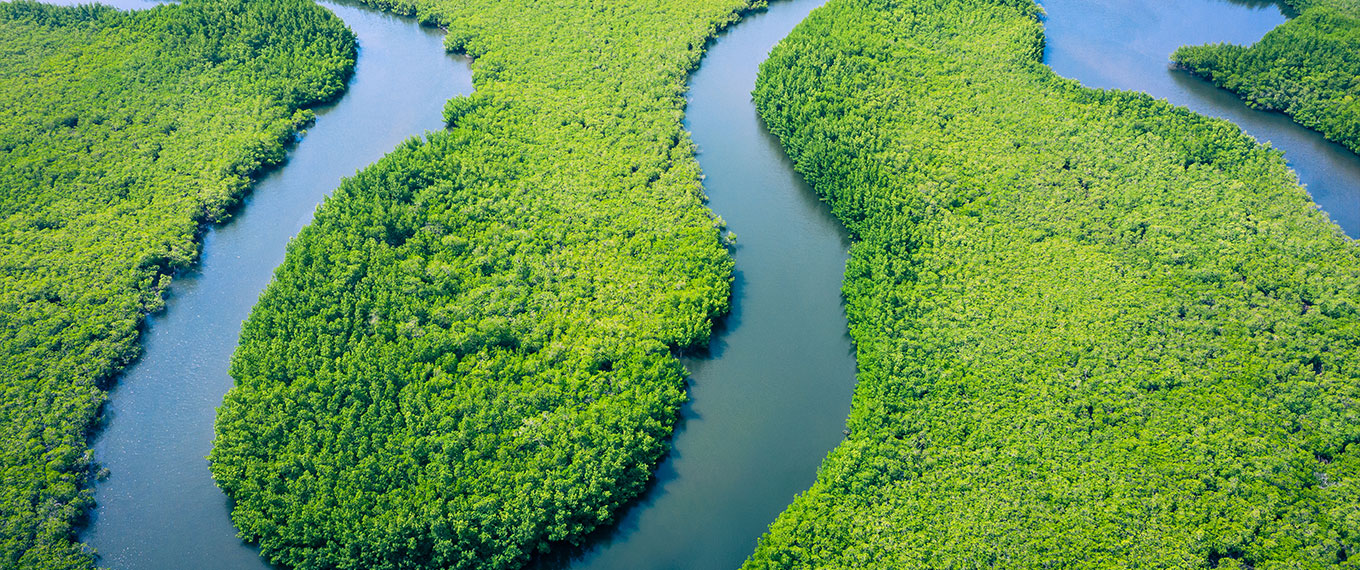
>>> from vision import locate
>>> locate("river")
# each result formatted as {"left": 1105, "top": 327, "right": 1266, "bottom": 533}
{"left": 556, "top": 0, "right": 1360, "bottom": 568}
{"left": 34, "top": 0, "right": 473, "bottom": 567}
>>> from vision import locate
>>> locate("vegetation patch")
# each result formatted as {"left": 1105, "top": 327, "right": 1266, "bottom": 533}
{"left": 745, "top": 0, "right": 1360, "bottom": 566}
{"left": 1174, "top": 0, "right": 1360, "bottom": 154}
{"left": 209, "top": 0, "right": 751, "bottom": 568}
{"left": 0, "top": 0, "right": 355, "bottom": 567}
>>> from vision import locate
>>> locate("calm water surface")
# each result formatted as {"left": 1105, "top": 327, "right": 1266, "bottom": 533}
{"left": 537, "top": 0, "right": 855, "bottom": 568}
{"left": 1042, "top": 0, "right": 1360, "bottom": 235}
{"left": 34, "top": 0, "right": 473, "bottom": 567}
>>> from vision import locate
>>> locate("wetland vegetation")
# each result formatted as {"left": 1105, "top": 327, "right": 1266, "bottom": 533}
{"left": 208, "top": 1, "right": 759, "bottom": 568}
{"left": 4, "top": 0, "right": 1359, "bottom": 567}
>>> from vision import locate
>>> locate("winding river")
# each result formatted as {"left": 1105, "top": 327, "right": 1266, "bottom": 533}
{"left": 29, "top": 0, "right": 1360, "bottom": 567}
{"left": 38, "top": 0, "right": 472, "bottom": 567}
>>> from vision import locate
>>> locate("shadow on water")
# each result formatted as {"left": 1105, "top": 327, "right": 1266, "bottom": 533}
{"left": 1040, "top": 0, "right": 1360, "bottom": 237}
{"left": 531, "top": 0, "right": 856, "bottom": 569}
{"left": 1220, "top": 0, "right": 1296, "bottom": 15}
{"left": 34, "top": 0, "right": 1357, "bottom": 568}
{"left": 683, "top": 268, "right": 748, "bottom": 362}
{"left": 28, "top": 0, "right": 474, "bottom": 567}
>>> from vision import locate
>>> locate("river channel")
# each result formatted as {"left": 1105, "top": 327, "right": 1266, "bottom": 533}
{"left": 36, "top": 0, "right": 473, "bottom": 567}
{"left": 560, "top": 0, "right": 1360, "bottom": 568}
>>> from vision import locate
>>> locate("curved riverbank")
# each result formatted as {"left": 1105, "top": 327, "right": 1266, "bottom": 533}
{"left": 42, "top": 1, "right": 473, "bottom": 567}
{"left": 42, "top": 0, "right": 1353, "bottom": 568}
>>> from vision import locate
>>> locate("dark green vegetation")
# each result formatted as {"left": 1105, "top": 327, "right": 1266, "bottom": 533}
{"left": 0, "top": 0, "right": 354, "bottom": 566}
{"left": 745, "top": 0, "right": 1360, "bottom": 566}
{"left": 1173, "top": 0, "right": 1360, "bottom": 154}
{"left": 208, "top": 1, "right": 751, "bottom": 568}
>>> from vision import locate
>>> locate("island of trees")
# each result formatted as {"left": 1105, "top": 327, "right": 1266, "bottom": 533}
{"left": 207, "top": 0, "right": 754, "bottom": 568}
{"left": 0, "top": 0, "right": 354, "bottom": 566}
{"left": 1174, "top": 0, "right": 1360, "bottom": 154}
{"left": 744, "top": 0, "right": 1359, "bottom": 566}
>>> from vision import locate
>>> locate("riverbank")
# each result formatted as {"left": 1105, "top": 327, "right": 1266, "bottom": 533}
{"left": 535, "top": 0, "right": 854, "bottom": 567}
{"left": 1042, "top": 0, "right": 1360, "bottom": 237}
{"left": 1172, "top": 0, "right": 1360, "bottom": 155}
{"left": 208, "top": 0, "right": 752, "bottom": 567}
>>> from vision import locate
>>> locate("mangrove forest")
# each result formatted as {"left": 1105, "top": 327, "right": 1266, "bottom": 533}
{"left": 746, "top": 0, "right": 1359, "bottom": 566}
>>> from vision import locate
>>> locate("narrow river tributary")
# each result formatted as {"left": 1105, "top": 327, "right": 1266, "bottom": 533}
{"left": 535, "top": 0, "right": 856, "bottom": 568}
{"left": 559, "top": 1, "right": 1360, "bottom": 568}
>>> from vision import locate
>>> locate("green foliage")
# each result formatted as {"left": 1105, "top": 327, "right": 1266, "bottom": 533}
{"left": 0, "top": 0, "right": 354, "bottom": 567}
{"left": 746, "top": 0, "right": 1360, "bottom": 566}
{"left": 208, "top": 1, "right": 750, "bottom": 568}
{"left": 1173, "top": 0, "right": 1360, "bottom": 154}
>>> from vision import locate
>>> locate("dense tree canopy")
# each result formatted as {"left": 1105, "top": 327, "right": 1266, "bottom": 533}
{"left": 208, "top": 0, "right": 749, "bottom": 568}
{"left": 744, "top": 0, "right": 1360, "bottom": 566}
{"left": 0, "top": 0, "right": 354, "bottom": 567}
{"left": 1173, "top": 0, "right": 1360, "bottom": 154}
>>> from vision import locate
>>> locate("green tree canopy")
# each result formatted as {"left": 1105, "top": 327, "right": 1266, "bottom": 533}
{"left": 209, "top": 0, "right": 753, "bottom": 568}
{"left": 1173, "top": 0, "right": 1360, "bottom": 155}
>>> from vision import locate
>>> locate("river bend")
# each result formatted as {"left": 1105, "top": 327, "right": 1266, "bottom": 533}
{"left": 537, "top": 0, "right": 856, "bottom": 568}
{"left": 564, "top": 1, "right": 1360, "bottom": 568}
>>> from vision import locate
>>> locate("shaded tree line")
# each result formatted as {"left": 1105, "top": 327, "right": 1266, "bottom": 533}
{"left": 1173, "top": 0, "right": 1360, "bottom": 154}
